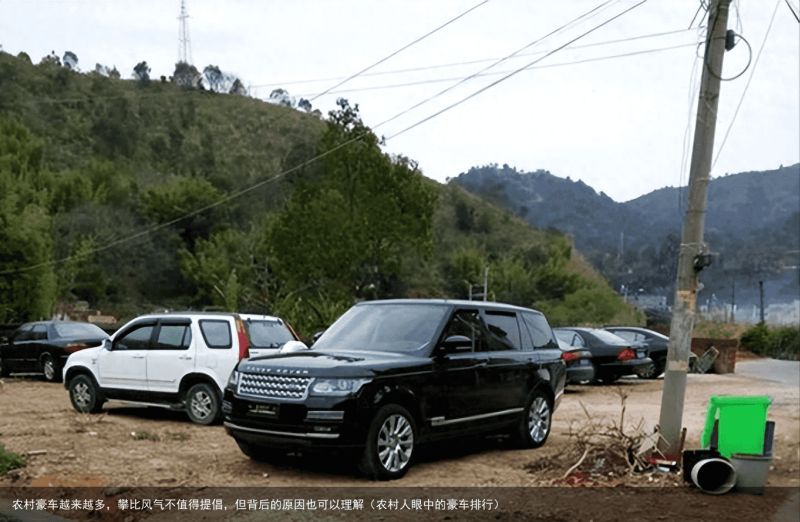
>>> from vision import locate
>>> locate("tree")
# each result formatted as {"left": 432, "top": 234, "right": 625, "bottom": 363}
{"left": 133, "top": 61, "right": 151, "bottom": 85}
{"left": 108, "top": 66, "right": 121, "bottom": 79}
{"left": 269, "top": 99, "right": 436, "bottom": 301}
{"left": 173, "top": 62, "right": 201, "bottom": 89}
{"left": 203, "top": 65, "right": 224, "bottom": 92}
{"left": 62, "top": 51, "right": 78, "bottom": 71}
{"left": 268, "top": 88, "right": 293, "bottom": 107}
{"left": 229, "top": 78, "right": 247, "bottom": 96}
{"left": 297, "top": 98, "right": 312, "bottom": 112}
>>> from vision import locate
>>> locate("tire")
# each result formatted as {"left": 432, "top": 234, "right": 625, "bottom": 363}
{"left": 68, "top": 374, "right": 104, "bottom": 413}
{"left": 358, "top": 404, "right": 417, "bottom": 480}
{"left": 511, "top": 388, "right": 553, "bottom": 449}
{"left": 235, "top": 440, "right": 288, "bottom": 464}
{"left": 41, "top": 354, "right": 60, "bottom": 382}
{"left": 636, "top": 359, "right": 665, "bottom": 380}
{"left": 0, "top": 357, "right": 8, "bottom": 377}
{"left": 185, "top": 383, "right": 221, "bottom": 425}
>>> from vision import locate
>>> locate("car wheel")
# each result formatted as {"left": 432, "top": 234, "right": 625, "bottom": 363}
{"left": 68, "top": 374, "right": 104, "bottom": 413}
{"left": 636, "top": 360, "right": 665, "bottom": 379}
{"left": 358, "top": 404, "right": 416, "bottom": 480}
{"left": 41, "top": 354, "right": 60, "bottom": 382}
{"left": 512, "top": 389, "right": 552, "bottom": 448}
{"left": 185, "top": 383, "right": 221, "bottom": 425}
{"left": 235, "top": 440, "right": 288, "bottom": 464}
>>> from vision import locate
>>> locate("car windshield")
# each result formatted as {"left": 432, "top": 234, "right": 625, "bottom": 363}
{"left": 590, "top": 330, "right": 629, "bottom": 346}
{"left": 313, "top": 303, "right": 448, "bottom": 353}
{"left": 52, "top": 322, "right": 107, "bottom": 339}
{"left": 246, "top": 320, "right": 294, "bottom": 348}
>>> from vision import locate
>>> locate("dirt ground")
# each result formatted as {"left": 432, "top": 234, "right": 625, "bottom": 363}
{"left": 0, "top": 359, "right": 798, "bottom": 520}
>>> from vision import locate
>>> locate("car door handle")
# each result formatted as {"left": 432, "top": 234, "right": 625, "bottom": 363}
{"left": 132, "top": 355, "right": 145, "bottom": 359}
{"left": 178, "top": 355, "right": 193, "bottom": 360}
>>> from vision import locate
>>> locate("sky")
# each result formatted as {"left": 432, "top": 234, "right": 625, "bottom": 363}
{"left": 1, "top": 0, "right": 798, "bottom": 201}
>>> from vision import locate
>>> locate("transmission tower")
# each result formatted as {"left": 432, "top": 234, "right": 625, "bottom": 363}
{"left": 178, "top": 0, "right": 193, "bottom": 64}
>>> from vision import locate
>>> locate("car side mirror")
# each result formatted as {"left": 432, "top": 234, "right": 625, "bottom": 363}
{"left": 103, "top": 339, "right": 113, "bottom": 351}
{"left": 0, "top": 335, "right": 8, "bottom": 345}
{"left": 440, "top": 335, "right": 473, "bottom": 353}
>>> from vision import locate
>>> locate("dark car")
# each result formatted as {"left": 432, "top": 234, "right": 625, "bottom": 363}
{"left": 556, "top": 338, "right": 594, "bottom": 384}
{"left": 0, "top": 321, "right": 109, "bottom": 382}
{"left": 223, "top": 299, "right": 566, "bottom": 480}
{"left": 553, "top": 327, "right": 651, "bottom": 384}
{"left": 604, "top": 326, "right": 669, "bottom": 379}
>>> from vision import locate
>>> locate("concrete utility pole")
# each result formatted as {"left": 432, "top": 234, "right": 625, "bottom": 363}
{"left": 657, "top": 0, "right": 732, "bottom": 458}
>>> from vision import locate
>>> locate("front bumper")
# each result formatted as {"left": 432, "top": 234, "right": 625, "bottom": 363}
{"left": 222, "top": 388, "right": 370, "bottom": 450}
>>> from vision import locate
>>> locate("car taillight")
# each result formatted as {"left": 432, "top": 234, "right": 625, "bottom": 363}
{"left": 235, "top": 319, "right": 250, "bottom": 360}
{"left": 65, "top": 343, "right": 89, "bottom": 354}
{"left": 618, "top": 347, "right": 636, "bottom": 361}
{"left": 561, "top": 351, "right": 579, "bottom": 362}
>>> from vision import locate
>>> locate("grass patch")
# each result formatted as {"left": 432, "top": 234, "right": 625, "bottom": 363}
{"left": 0, "top": 444, "right": 25, "bottom": 475}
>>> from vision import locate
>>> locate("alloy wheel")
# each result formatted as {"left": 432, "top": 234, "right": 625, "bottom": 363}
{"left": 190, "top": 390, "right": 213, "bottom": 419}
{"left": 73, "top": 382, "right": 91, "bottom": 409}
{"left": 43, "top": 359, "right": 56, "bottom": 380}
{"left": 528, "top": 397, "right": 551, "bottom": 444}
{"left": 376, "top": 413, "right": 414, "bottom": 473}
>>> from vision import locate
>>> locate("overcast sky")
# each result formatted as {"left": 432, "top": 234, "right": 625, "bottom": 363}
{"left": 1, "top": 0, "right": 798, "bottom": 201}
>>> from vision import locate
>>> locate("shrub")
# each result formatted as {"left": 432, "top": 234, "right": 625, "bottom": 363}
{"left": 0, "top": 444, "right": 25, "bottom": 475}
{"left": 740, "top": 323, "right": 800, "bottom": 360}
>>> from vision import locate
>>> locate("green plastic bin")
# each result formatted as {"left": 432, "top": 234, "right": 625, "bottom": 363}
{"left": 701, "top": 395, "right": 771, "bottom": 458}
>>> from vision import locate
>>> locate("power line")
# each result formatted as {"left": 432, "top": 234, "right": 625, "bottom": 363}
{"left": 307, "top": 0, "right": 491, "bottom": 102}
{"left": 291, "top": 43, "right": 695, "bottom": 98}
{"left": 385, "top": 0, "right": 651, "bottom": 140}
{"left": 712, "top": 0, "right": 782, "bottom": 169}
{"left": 785, "top": 0, "right": 800, "bottom": 22}
{"left": 373, "top": 0, "right": 621, "bottom": 130}
{"left": 250, "top": 27, "right": 694, "bottom": 91}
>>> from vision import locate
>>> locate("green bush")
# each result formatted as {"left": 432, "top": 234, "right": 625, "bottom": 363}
{"left": 0, "top": 444, "right": 25, "bottom": 475}
{"left": 740, "top": 323, "right": 800, "bottom": 360}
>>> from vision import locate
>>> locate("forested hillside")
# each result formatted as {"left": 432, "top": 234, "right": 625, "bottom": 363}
{"left": 0, "top": 51, "right": 638, "bottom": 332}
{"left": 452, "top": 163, "right": 800, "bottom": 306}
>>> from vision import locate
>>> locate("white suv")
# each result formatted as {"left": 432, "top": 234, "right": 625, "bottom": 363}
{"left": 63, "top": 312, "right": 299, "bottom": 424}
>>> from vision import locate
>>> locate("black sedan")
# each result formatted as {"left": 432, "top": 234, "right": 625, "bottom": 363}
{"left": 557, "top": 338, "right": 594, "bottom": 384}
{"left": 554, "top": 327, "right": 652, "bottom": 384}
{"left": 604, "top": 326, "right": 669, "bottom": 379}
{"left": 0, "top": 321, "right": 109, "bottom": 382}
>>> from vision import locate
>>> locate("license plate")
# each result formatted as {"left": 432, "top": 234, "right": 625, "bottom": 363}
{"left": 249, "top": 403, "right": 279, "bottom": 416}
{"left": 636, "top": 349, "right": 646, "bottom": 359}
{"left": 578, "top": 359, "right": 590, "bottom": 366}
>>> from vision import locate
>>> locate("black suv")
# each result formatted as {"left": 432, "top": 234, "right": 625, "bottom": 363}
{"left": 223, "top": 299, "right": 566, "bottom": 480}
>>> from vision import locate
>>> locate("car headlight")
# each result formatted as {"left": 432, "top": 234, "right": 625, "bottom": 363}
{"left": 228, "top": 370, "right": 240, "bottom": 387}
{"left": 310, "top": 378, "right": 369, "bottom": 397}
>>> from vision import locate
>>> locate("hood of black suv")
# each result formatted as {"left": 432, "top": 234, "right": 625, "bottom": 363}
{"left": 241, "top": 349, "right": 431, "bottom": 378}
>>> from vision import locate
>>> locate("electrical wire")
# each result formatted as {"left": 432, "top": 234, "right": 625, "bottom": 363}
{"left": 678, "top": 22, "right": 707, "bottom": 216}
{"left": 712, "top": 0, "right": 782, "bottom": 170}
{"left": 785, "top": 0, "right": 800, "bottom": 22}
{"left": 385, "top": 0, "right": 651, "bottom": 140}
{"left": 291, "top": 43, "right": 695, "bottom": 98}
{"left": 307, "top": 0, "right": 491, "bottom": 102}
{"left": 249, "top": 27, "right": 694, "bottom": 91}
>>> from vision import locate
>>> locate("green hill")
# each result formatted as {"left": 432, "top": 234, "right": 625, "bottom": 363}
{"left": 0, "top": 51, "right": 637, "bottom": 331}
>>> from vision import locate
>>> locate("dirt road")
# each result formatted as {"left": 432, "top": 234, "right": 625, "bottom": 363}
{"left": 0, "top": 361, "right": 797, "bottom": 489}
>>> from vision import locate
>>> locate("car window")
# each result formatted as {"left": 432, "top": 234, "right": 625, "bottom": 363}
{"left": 32, "top": 324, "right": 48, "bottom": 341}
{"left": 521, "top": 312, "right": 558, "bottom": 349}
{"left": 53, "top": 322, "right": 107, "bottom": 339}
{"left": 14, "top": 324, "right": 34, "bottom": 341}
{"left": 155, "top": 325, "right": 192, "bottom": 350}
{"left": 199, "top": 320, "right": 232, "bottom": 349}
{"left": 483, "top": 311, "right": 522, "bottom": 351}
{"left": 115, "top": 325, "right": 154, "bottom": 350}
{"left": 611, "top": 330, "right": 635, "bottom": 342}
{"left": 441, "top": 309, "right": 487, "bottom": 353}
{"left": 555, "top": 330, "right": 584, "bottom": 347}
{"left": 246, "top": 320, "right": 294, "bottom": 349}
{"left": 590, "top": 330, "right": 629, "bottom": 346}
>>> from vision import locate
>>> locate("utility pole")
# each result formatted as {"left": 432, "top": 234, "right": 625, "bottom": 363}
{"left": 758, "top": 280, "right": 765, "bottom": 323}
{"left": 483, "top": 267, "right": 489, "bottom": 302}
{"left": 657, "top": 0, "right": 732, "bottom": 459}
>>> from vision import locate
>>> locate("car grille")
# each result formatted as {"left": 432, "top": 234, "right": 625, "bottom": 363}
{"left": 237, "top": 373, "right": 312, "bottom": 400}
